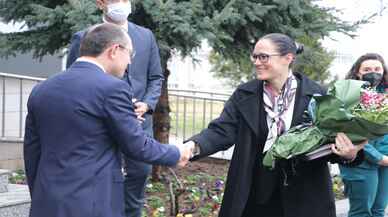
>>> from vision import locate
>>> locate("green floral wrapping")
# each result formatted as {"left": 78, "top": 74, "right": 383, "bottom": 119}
{"left": 263, "top": 80, "right": 388, "bottom": 169}
{"left": 262, "top": 125, "right": 325, "bottom": 168}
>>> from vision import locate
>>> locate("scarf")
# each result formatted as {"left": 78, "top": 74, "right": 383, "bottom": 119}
{"left": 263, "top": 73, "right": 298, "bottom": 152}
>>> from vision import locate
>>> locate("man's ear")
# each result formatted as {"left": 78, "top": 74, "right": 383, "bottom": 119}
{"left": 107, "top": 45, "right": 119, "bottom": 60}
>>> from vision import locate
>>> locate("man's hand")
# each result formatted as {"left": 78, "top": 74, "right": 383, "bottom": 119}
{"left": 132, "top": 99, "right": 148, "bottom": 123}
{"left": 378, "top": 155, "right": 388, "bottom": 166}
{"left": 183, "top": 141, "right": 196, "bottom": 157}
{"left": 176, "top": 142, "right": 195, "bottom": 167}
{"left": 331, "top": 132, "right": 367, "bottom": 161}
{"left": 134, "top": 101, "right": 149, "bottom": 116}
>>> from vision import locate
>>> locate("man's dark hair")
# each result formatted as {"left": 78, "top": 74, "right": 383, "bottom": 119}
{"left": 79, "top": 23, "right": 130, "bottom": 57}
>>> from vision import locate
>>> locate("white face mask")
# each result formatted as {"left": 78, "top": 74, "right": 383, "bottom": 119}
{"left": 106, "top": 2, "right": 132, "bottom": 23}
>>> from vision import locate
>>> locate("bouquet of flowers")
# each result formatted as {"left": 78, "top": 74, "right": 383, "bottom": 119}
{"left": 263, "top": 80, "right": 388, "bottom": 168}
{"left": 352, "top": 88, "right": 388, "bottom": 124}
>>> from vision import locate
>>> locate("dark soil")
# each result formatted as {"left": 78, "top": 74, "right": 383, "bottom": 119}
{"left": 144, "top": 157, "right": 230, "bottom": 217}
{"left": 143, "top": 158, "right": 345, "bottom": 217}
{"left": 175, "top": 157, "right": 230, "bottom": 177}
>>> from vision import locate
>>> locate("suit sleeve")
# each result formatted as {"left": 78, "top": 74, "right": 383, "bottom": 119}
{"left": 142, "top": 30, "right": 163, "bottom": 112}
{"left": 103, "top": 81, "right": 179, "bottom": 166}
{"left": 189, "top": 93, "right": 239, "bottom": 159}
{"left": 23, "top": 91, "right": 41, "bottom": 195}
{"left": 66, "top": 33, "right": 82, "bottom": 69}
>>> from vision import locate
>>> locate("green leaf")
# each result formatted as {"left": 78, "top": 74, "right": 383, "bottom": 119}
{"left": 328, "top": 80, "right": 365, "bottom": 109}
{"left": 263, "top": 125, "right": 325, "bottom": 169}
{"left": 263, "top": 80, "right": 388, "bottom": 168}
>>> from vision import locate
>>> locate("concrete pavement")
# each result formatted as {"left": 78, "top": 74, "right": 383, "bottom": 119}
{"left": 336, "top": 199, "right": 388, "bottom": 217}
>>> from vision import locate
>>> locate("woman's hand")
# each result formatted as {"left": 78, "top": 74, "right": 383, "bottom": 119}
{"left": 378, "top": 156, "right": 388, "bottom": 166}
{"left": 331, "top": 132, "right": 367, "bottom": 161}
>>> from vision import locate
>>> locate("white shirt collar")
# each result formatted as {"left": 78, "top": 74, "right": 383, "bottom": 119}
{"left": 102, "top": 16, "right": 128, "bottom": 32}
{"left": 76, "top": 57, "right": 106, "bottom": 73}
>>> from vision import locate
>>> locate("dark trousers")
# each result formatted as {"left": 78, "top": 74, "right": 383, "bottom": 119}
{"left": 242, "top": 187, "right": 284, "bottom": 217}
{"left": 242, "top": 165, "right": 284, "bottom": 217}
{"left": 124, "top": 116, "right": 153, "bottom": 217}
{"left": 124, "top": 157, "right": 152, "bottom": 217}
{"left": 242, "top": 158, "right": 284, "bottom": 217}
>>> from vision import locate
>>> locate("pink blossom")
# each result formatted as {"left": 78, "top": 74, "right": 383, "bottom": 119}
{"left": 360, "top": 89, "right": 387, "bottom": 110}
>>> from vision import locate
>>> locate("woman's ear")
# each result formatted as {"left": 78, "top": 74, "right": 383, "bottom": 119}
{"left": 285, "top": 53, "right": 295, "bottom": 65}
{"left": 356, "top": 72, "right": 362, "bottom": 80}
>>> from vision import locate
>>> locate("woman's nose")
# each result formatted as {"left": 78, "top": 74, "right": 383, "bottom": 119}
{"left": 253, "top": 58, "right": 262, "bottom": 66}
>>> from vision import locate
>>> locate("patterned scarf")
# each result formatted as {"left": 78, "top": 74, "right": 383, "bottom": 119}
{"left": 263, "top": 73, "right": 298, "bottom": 152}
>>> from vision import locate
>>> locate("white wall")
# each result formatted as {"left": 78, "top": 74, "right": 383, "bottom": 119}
{"left": 168, "top": 41, "right": 233, "bottom": 91}
{"left": 0, "top": 77, "right": 38, "bottom": 139}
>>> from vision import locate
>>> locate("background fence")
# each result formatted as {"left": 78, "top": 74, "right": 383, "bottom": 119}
{"left": 0, "top": 73, "right": 232, "bottom": 142}
{"left": 0, "top": 73, "right": 341, "bottom": 174}
{"left": 168, "top": 89, "right": 230, "bottom": 141}
{"left": 168, "top": 89, "right": 235, "bottom": 160}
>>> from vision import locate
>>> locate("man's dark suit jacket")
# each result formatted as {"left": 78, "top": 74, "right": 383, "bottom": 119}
{"left": 66, "top": 21, "right": 163, "bottom": 135}
{"left": 23, "top": 61, "right": 179, "bottom": 217}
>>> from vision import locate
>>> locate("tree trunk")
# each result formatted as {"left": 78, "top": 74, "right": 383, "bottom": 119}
{"left": 152, "top": 52, "right": 171, "bottom": 181}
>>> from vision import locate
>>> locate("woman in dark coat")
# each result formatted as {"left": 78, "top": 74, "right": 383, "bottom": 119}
{"left": 187, "top": 33, "right": 365, "bottom": 217}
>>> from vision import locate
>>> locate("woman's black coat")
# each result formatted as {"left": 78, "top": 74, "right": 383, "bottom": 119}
{"left": 190, "top": 73, "right": 356, "bottom": 217}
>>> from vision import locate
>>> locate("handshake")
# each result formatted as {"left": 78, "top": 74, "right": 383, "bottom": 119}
{"left": 176, "top": 141, "right": 197, "bottom": 167}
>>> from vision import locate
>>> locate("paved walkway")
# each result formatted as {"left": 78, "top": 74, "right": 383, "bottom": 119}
{"left": 1, "top": 186, "right": 388, "bottom": 217}
{"left": 336, "top": 199, "right": 388, "bottom": 217}
{"left": 0, "top": 184, "right": 30, "bottom": 217}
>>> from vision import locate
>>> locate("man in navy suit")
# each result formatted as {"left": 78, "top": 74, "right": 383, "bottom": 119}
{"left": 66, "top": 1, "right": 164, "bottom": 216}
{"left": 24, "top": 23, "right": 193, "bottom": 217}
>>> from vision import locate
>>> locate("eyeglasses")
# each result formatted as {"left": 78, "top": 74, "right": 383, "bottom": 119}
{"left": 118, "top": 44, "right": 136, "bottom": 60}
{"left": 250, "top": 53, "right": 282, "bottom": 63}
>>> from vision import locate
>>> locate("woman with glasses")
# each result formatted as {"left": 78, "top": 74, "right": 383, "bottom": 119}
{"left": 186, "top": 33, "right": 365, "bottom": 217}
{"left": 339, "top": 53, "right": 388, "bottom": 217}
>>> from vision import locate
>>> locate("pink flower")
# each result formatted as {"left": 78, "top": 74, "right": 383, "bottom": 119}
{"left": 360, "top": 89, "right": 387, "bottom": 110}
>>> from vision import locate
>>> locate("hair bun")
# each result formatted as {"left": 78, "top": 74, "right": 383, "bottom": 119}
{"left": 295, "top": 42, "right": 304, "bottom": 55}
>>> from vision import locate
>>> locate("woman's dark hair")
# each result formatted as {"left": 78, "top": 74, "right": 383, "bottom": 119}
{"left": 260, "top": 33, "right": 304, "bottom": 56}
{"left": 346, "top": 53, "right": 388, "bottom": 84}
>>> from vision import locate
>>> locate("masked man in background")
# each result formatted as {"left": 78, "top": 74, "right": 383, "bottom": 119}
{"left": 66, "top": 1, "right": 164, "bottom": 216}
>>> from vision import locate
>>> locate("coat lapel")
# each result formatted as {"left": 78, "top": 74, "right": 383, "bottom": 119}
{"left": 291, "top": 73, "right": 320, "bottom": 127}
{"left": 234, "top": 73, "right": 322, "bottom": 137}
{"left": 235, "top": 80, "right": 265, "bottom": 137}
{"left": 291, "top": 78, "right": 307, "bottom": 126}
